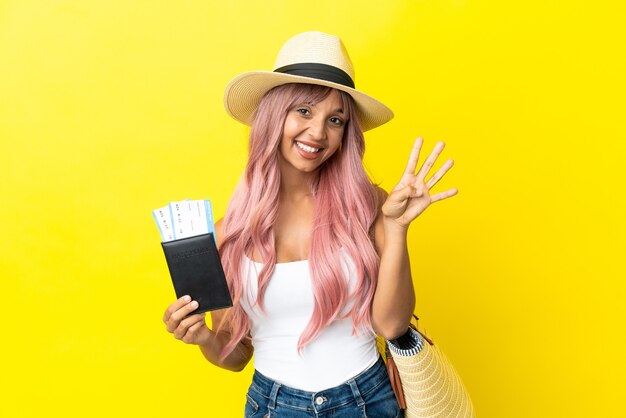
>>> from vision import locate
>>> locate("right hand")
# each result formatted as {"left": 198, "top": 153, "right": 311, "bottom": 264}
{"left": 163, "top": 295, "right": 212, "bottom": 346}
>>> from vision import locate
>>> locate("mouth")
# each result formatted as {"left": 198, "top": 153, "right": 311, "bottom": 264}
{"left": 295, "top": 140, "right": 323, "bottom": 154}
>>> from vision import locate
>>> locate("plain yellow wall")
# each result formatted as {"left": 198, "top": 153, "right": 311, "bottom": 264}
{"left": 1, "top": 0, "right": 625, "bottom": 417}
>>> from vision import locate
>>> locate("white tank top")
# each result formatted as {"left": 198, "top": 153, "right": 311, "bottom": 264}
{"left": 239, "top": 255, "right": 378, "bottom": 391}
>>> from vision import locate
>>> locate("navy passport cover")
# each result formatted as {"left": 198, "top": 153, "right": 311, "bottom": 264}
{"left": 161, "top": 233, "right": 232, "bottom": 314}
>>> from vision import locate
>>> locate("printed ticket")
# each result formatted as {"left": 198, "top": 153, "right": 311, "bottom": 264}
{"left": 152, "top": 199, "right": 215, "bottom": 242}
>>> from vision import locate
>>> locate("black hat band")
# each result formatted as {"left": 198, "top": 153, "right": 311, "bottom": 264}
{"left": 274, "top": 63, "right": 355, "bottom": 89}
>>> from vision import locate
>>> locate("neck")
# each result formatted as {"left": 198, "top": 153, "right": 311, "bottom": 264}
{"left": 278, "top": 158, "right": 319, "bottom": 200}
{"left": 279, "top": 168, "right": 316, "bottom": 200}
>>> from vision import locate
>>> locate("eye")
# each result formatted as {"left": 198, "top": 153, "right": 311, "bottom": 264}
{"left": 296, "top": 108, "right": 311, "bottom": 116}
{"left": 329, "top": 116, "right": 344, "bottom": 127}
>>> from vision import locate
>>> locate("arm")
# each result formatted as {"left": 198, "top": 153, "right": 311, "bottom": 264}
{"left": 370, "top": 138, "right": 458, "bottom": 340}
{"left": 370, "top": 187, "right": 416, "bottom": 340}
{"left": 163, "top": 218, "right": 253, "bottom": 372}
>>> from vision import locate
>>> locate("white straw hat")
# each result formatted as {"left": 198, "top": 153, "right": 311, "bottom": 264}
{"left": 224, "top": 31, "right": 394, "bottom": 132}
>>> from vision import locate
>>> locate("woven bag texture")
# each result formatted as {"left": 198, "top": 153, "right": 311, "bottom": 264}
{"left": 378, "top": 330, "right": 475, "bottom": 418}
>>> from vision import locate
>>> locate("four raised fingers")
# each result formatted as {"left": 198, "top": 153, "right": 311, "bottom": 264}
{"left": 393, "top": 138, "right": 457, "bottom": 221}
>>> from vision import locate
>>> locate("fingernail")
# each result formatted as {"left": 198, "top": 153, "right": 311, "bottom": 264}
{"left": 183, "top": 295, "right": 191, "bottom": 302}
{"left": 191, "top": 301, "right": 198, "bottom": 308}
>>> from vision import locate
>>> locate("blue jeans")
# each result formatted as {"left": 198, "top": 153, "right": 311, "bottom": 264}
{"left": 244, "top": 356, "right": 403, "bottom": 417}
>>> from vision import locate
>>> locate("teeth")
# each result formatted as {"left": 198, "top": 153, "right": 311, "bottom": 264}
{"left": 296, "top": 141, "right": 321, "bottom": 153}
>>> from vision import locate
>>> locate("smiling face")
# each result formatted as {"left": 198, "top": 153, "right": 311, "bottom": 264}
{"left": 278, "top": 89, "right": 346, "bottom": 176}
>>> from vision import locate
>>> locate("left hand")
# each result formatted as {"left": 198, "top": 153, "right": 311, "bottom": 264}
{"left": 382, "top": 137, "right": 458, "bottom": 229}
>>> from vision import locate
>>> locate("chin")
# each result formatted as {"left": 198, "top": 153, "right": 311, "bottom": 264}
{"left": 294, "top": 163, "right": 322, "bottom": 174}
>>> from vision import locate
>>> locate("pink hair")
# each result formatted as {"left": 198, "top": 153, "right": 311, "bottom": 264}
{"left": 218, "top": 83, "right": 380, "bottom": 359}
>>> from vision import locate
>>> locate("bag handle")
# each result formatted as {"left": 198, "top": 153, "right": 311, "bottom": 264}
{"left": 410, "top": 314, "right": 434, "bottom": 346}
{"left": 385, "top": 344, "right": 406, "bottom": 409}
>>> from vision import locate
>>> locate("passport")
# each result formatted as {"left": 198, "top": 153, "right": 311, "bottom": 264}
{"left": 153, "top": 200, "right": 231, "bottom": 314}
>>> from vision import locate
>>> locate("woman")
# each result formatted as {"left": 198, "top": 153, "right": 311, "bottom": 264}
{"left": 163, "top": 31, "right": 457, "bottom": 417}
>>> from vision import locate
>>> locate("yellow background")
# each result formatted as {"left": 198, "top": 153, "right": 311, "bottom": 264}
{"left": 1, "top": 1, "right": 624, "bottom": 417}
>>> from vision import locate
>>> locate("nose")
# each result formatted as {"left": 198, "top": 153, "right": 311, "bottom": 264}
{"left": 306, "top": 116, "right": 326, "bottom": 141}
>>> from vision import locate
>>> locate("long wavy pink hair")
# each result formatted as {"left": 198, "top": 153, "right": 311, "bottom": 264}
{"left": 218, "top": 83, "right": 380, "bottom": 359}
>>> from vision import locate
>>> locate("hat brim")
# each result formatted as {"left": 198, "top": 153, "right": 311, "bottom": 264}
{"left": 224, "top": 71, "right": 393, "bottom": 132}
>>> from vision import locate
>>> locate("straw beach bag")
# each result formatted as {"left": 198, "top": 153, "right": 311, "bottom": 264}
{"left": 377, "top": 316, "right": 475, "bottom": 418}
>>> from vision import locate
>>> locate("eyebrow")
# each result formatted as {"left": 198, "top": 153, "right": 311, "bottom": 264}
{"left": 301, "top": 102, "right": 344, "bottom": 114}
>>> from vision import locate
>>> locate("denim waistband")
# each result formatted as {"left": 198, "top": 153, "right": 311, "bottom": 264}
{"left": 249, "top": 355, "right": 388, "bottom": 414}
